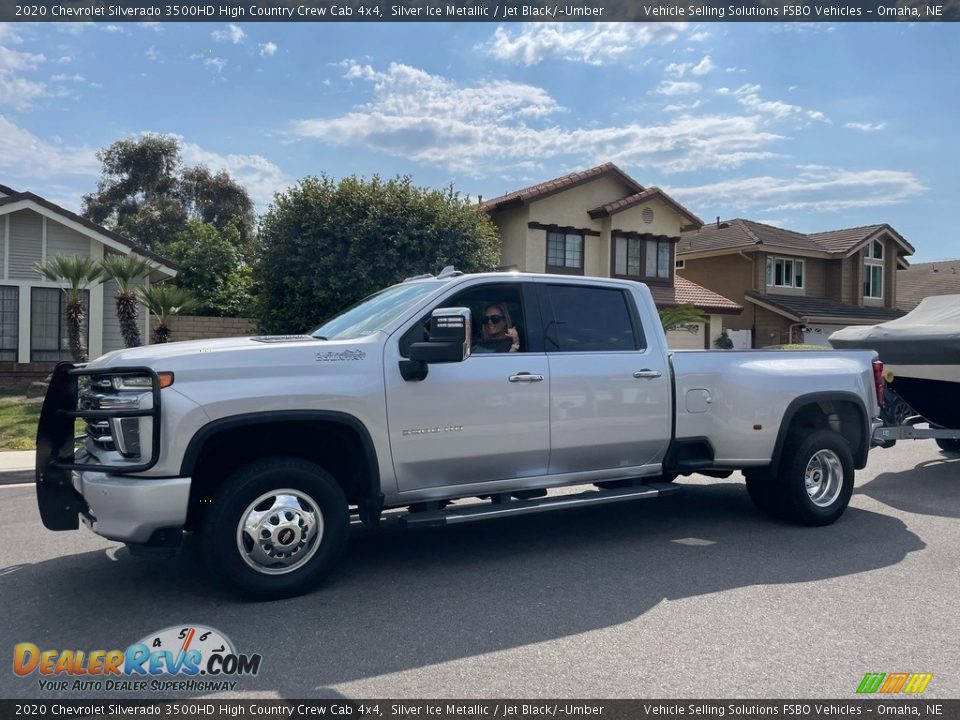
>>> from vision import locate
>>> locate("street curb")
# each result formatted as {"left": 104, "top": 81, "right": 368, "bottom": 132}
{"left": 0, "top": 470, "right": 33, "bottom": 486}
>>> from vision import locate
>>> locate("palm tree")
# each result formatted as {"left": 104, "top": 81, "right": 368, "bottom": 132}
{"left": 659, "top": 303, "right": 707, "bottom": 332}
{"left": 101, "top": 254, "right": 151, "bottom": 348}
{"left": 138, "top": 284, "right": 196, "bottom": 344}
{"left": 35, "top": 255, "right": 103, "bottom": 362}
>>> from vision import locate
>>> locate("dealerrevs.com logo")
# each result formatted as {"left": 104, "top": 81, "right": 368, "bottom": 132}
{"left": 14, "top": 625, "right": 262, "bottom": 693}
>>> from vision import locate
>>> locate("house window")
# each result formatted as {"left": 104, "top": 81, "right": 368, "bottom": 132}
{"left": 546, "top": 231, "right": 584, "bottom": 275}
{"left": 675, "top": 259, "right": 685, "bottom": 270}
{"left": 0, "top": 286, "right": 17, "bottom": 362}
{"left": 30, "top": 288, "right": 89, "bottom": 362}
{"left": 766, "top": 256, "right": 804, "bottom": 289}
{"left": 864, "top": 241, "right": 884, "bottom": 299}
{"left": 614, "top": 236, "right": 671, "bottom": 281}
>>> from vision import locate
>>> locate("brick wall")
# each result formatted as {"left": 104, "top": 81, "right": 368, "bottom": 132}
{"left": 0, "top": 362, "right": 57, "bottom": 388}
{"left": 149, "top": 315, "right": 260, "bottom": 342}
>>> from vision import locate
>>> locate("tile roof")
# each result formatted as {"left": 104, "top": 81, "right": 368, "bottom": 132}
{"left": 0, "top": 182, "right": 17, "bottom": 196}
{"left": 680, "top": 219, "right": 914, "bottom": 258}
{"left": 588, "top": 187, "right": 703, "bottom": 228}
{"left": 896, "top": 259, "right": 960, "bottom": 311}
{"left": 0, "top": 191, "right": 179, "bottom": 272}
{"left": 745, "top": 290, "right": 905, "bottom": 323}
{"left": 648, "top": 276, "right": 742, "bottom": 315}
{"left": 483, "top": 163, "right": 644, "bottom": 213}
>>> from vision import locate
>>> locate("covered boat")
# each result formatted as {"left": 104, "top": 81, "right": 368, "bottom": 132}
{"left": 828, "top": 294, "right": 960, "bottom": 429}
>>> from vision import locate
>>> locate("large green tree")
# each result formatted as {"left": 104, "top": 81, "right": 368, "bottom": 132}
{"left": 166, "top": 220, "right": 254, "bottom": 318}
{"left": 256, "top": 175, "right": 501, "bottom": 334}
{"left": 81, "top": 134, "right": 255, "bottom": 254}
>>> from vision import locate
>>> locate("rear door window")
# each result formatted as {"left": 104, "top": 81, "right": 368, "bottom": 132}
{"left": 541, "top": 284, "right": 644, "bottom": 352}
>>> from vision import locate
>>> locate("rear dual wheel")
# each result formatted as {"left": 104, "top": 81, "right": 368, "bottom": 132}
{"left": 747, "top": 430, "right": 854, "bottom": 526}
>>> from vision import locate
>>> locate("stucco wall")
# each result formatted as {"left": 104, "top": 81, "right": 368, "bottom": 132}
{"left": 678, "top": 254, "right": 753, "bottom": 332}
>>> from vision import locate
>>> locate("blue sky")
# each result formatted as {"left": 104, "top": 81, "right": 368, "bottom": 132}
{"left": 1, "top": 21, "right": 957, "bottom": 261}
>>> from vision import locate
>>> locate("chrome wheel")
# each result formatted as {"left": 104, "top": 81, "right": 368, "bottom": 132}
{"left": 804, "top": 450, "right": 843, "bottom": 507}
{"left": 236, "top": 489, "right": 324, "bottom": 575}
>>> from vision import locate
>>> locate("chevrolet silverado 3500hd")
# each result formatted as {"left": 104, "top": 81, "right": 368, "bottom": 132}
{"left": 36, "top": 270, "right": 884, "bottom": 598}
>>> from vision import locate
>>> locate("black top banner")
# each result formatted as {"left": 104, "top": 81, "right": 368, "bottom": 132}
{"left": 1, "top": 0, "right": 957, "bottom": 22}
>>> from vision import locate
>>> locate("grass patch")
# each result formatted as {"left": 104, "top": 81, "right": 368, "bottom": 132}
{"left": 0, "top": 389, "right": 42, "bottom": 450}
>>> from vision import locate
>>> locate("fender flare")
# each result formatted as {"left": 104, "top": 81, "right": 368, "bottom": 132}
{"left": 179, "top": 410, "right": 382, "bottom": 509}
{"left": 771, "top": 392, "right": 870, "bottom": 471}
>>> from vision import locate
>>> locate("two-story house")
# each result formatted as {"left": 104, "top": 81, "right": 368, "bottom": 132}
{"left": 0, "top": 183, "right": 177, "bottom": 384}
{"left": 482, "top": 163, "right": 742, "bottom": 349}
{"left": 677, "top": 219, "right": 914, "bottom": 347}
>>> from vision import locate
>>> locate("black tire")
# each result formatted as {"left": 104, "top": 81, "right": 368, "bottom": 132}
{"left": 774, "top": 430, "right": 855, "bottom": 526}
{"left": 935, "top": 438, "right": 960, "bottom": 454}
{"left": 200, "top": 456, "right": 349, "bottom": 600}
{"left": 744, "top": 469, "right": 783, "bottom": 519}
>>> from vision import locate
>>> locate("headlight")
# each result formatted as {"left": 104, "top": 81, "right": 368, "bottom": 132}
{"left": 111, "top": 375, "right": 153, "bottom": 391}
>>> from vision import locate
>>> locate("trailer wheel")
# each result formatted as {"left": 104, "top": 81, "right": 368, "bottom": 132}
{"left": 935, "top": 438, "right": 960, "bottom": 454}
{"left": 201, "top": 456, "right": 349, "bottom": 600}
{"left": 775, "top": 430, "right": 854, "bottom": 526}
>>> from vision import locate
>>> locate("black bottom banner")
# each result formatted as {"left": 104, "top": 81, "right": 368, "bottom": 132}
{"left": 0, "top": 700, "right": 956, "bottom": 720}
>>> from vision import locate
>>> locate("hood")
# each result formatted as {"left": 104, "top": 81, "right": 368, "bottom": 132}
{"left": 87, "top": 335, "right": 324, "bottom": 368}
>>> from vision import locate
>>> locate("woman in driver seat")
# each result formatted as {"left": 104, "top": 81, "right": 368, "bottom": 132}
{"left": 473, "top": 303, "right": 520, "bottom": 353}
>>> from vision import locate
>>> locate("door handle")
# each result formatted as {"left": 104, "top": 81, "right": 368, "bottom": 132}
{"left": 633, "top": 370, "right": 663, "bottom": 379}
{"left": 509, "top": 373, "right": 544, "bottom": 383}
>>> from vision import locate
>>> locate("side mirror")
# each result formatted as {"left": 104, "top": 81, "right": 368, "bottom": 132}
{"left": 400, "top": 307, "right": 471, "bottom": 381}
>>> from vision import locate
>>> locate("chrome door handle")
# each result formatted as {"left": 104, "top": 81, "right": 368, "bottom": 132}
{"left": 509, "top": 373, "right": 544, "bottom": 383}
{"left": 633, "top": 370, "right": 663, "bottom": 379}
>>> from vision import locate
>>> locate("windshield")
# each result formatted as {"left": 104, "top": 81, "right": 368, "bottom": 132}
{"left": 311, "top": 281, "right": 444, "bottom": 341}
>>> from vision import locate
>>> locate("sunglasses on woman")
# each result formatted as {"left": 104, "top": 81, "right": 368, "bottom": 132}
{"left": 481, "top": 315, "right": 505, "bottom": 324}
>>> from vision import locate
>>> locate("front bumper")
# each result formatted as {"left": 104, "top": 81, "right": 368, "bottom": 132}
{"left": 35, "top": 362, "right": 176, "bottom": 542}
{"left": 72, "top": 471, "right": 191, "bottom": 543}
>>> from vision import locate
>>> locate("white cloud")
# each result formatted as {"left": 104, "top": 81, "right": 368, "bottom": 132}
{"left": 139, "top": 22, "right": 163, "bottom": 31}
{"left": 212, "top": 24, "right": 246, "bottom": 44}
{"left": 655, "top": 80, "right": 701, "bottom": 96}
{"left": 0, "top": 45, "right": 45, "bottom": 73}
{"left": 51, "top": 73, "right": 85, "bottom": 83}
{"left": 0, "top": 115, "right": 98, "bottom": 181}
{"left": 846, "top": 121, "right": 886, "bottom": 132}
{"left": 145, "top": 46, "right": 160, "bottom": 61}
{"left": 179, "top": 141, "right": 290, "bottom": 207}
{"left": 191, "top": 54, "right": 227, "bottom": 72}
{"left": 691, "top": 55, "right": 714, "bottom": 75}
{"left": 56, "top": 55, "right": 74, "bottom": 64}
{"left": 294, "top": 61, "right": 784, "bottom": 176}
{"left": 665, "top": 62, "right": 691, "bottom": 77}
{"left": 669, "top": 166, "right": 925, "bottom": 214}
{"left": 481, "top": 22, "right": 688, "bottom": 66}
{"left": 690, "top": 31, "right": 709, "bottom": 42}
{"left": 103, "top": 25, "right": 128, "bottom": 34}
{"left": 259, "top": 42, "right": 278, "bottom": 57}
{"left": 663, "top": 100, "right": 702, "bottom": 112}
{"left": 731, "top": 83, "right": 828, "bottom": 123}
{"left": 0, "top": 44, "right": 47, "bottom": 109}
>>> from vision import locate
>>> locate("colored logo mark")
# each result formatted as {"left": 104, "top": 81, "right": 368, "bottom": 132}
{"left": 856, "top": 672, "right": 933, "bottom": 694}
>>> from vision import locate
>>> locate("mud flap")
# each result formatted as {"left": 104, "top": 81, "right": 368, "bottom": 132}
{"left": 35, "top": 363, "right": 84, "bottom": 530}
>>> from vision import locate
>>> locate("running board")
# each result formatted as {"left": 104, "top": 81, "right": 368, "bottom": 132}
{"left": 399, "top": 482, "right": 681, "bottom": 528}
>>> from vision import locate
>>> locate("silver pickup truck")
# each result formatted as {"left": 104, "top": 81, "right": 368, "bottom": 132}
{"left": 36, "top": 270, "right": 885, "bottom": 599}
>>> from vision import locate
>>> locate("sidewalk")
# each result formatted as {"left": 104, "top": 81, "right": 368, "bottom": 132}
{"left": 0, "top": 450, "right": 34, "bottom": 485}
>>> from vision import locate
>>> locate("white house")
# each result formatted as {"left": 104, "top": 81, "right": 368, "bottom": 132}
{"left": 0, "top": 183, "right": 177, "bottom": 379}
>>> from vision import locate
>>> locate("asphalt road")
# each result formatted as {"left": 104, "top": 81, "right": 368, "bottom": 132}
{"left": 1, "top": 438, "right": 957, "bottom": 700}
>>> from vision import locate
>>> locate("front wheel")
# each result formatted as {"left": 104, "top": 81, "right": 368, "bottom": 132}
{"left": 201, "top": 457, "right": 349, "bottom": 600}
{"left": 775, "top": 430, "right": 855, "bottom": 526}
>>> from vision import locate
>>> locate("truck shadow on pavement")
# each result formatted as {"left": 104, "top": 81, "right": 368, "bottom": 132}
{"left": 856, "top": 451, "right": 960, "bottom": 519}
{"left": 1, "top": 481, "right": 925, "bottom": 698}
